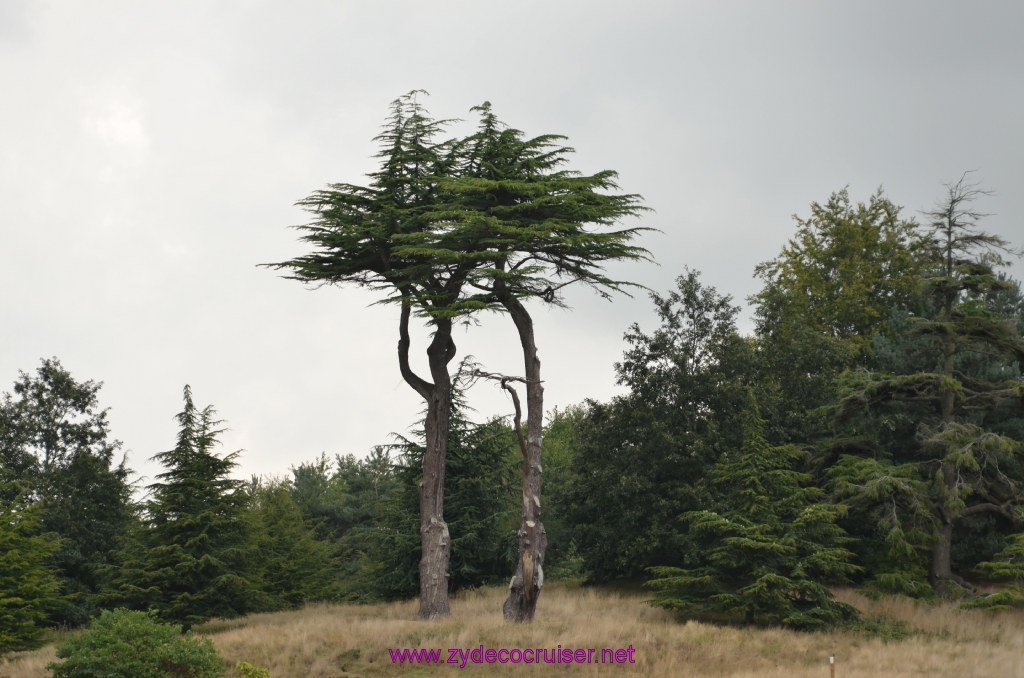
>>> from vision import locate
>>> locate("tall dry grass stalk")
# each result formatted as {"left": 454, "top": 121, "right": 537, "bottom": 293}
{"left": 3, "top": 584, "right": 1024, "bottom": 677}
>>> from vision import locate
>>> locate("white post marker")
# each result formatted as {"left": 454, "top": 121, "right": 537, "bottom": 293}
{"left": 829, "top": 654, "right": 835, "bottom": 678}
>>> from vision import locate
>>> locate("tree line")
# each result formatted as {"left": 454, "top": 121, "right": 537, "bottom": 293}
{"left": 2, "top": 93, "right": 1023, "bottom": 652}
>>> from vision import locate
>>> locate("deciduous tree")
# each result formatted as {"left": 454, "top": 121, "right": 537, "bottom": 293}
{"left": 752, "top": 188, "right": 927, "bottom": 360}
{"left": 565, "top": 271, "right": 750, "bottom": 583}
{"left": 0, "top": 358, "right": 133, "bottom": 627}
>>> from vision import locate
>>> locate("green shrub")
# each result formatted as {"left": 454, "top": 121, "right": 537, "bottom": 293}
{"left": 47, "top": 608, "right": 226, "bottom": 678}
{"left": 959, "top": 590, "right": 1019, "bottom": 612}
{"left": 235, "top": 661, "right": 270, "bottom": 678}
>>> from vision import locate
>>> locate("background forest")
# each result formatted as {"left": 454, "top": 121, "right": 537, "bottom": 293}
{"left": 3, "top": 176, "right": 1023, "bottom": 655}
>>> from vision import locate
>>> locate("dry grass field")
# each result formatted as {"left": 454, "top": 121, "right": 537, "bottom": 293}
{"left": 3, "top": 584, "right": 1024, "bottom": 677}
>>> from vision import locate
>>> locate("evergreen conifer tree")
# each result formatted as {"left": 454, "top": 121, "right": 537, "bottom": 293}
{"left": 830, "top": 175, "right": 1024, "bottom": 598}
{"left": 0, "top": 473, "right": 60, "bottom": 654}
{"left": 647, "top": 393, "right": 859, "bottom": 629}
{"left": 110, "top": 386, "right": 252, "bottom": 630}
{"left": 243, "top": 476, "right": 337, "bottom": 609}
{"left": 269, "top": 93, "right": 651, "bottom": 620}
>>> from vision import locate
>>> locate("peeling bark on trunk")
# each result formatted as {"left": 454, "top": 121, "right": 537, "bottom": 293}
{"left": 498, "top": 293, "right": 547, "bottom": 623}
{"left": 398, "top": 300, "right": 455, "bottom": 620}
{"left": 418, "top": 382, "right": 451, "bottom": 619}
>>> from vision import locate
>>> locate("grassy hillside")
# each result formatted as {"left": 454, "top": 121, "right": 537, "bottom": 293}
{"left": 4, "top": 584, "right": 1024, "bottom": 677}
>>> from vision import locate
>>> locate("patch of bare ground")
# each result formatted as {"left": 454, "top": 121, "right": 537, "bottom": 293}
{"left": 3, "top": 585, "right": 1024, "bottom": 677}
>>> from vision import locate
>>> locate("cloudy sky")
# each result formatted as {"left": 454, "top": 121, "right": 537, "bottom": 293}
{"left": 3, "top": 1, "right": 1022, "bottom": 487}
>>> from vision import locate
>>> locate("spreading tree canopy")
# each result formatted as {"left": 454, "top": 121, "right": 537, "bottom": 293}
{"left": 753, "top": 188, "right": 927, "bottom": 359}
{"left": 268, "top": 92, "right": 650, "bottom": 621}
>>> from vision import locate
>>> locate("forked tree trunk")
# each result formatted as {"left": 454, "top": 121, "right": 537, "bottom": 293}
{"left": 499, "top": 294, "right": 547, "bottom": 623}
{"left": 398, "top": 300, "right": 455, "bottom": 619}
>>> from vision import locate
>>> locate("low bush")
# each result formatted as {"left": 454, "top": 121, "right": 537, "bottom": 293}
{"left": 47, "top": 608, "right": 226, "bottom": 678}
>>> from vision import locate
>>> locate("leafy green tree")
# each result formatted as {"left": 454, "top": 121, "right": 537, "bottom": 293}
{"left": 750, "top": 284, "right": 855, "bottom": 446}
{"left": 330, "top": 448, "right": 403, "bottom": 602}
{"left": 753, "top": 188, "right": 927, "bottom": 360}
{"left": 749, "top": 189, "right": 928, "bottom": 452}
{"left": 110, "top": 386, "right": 252, "bottom": 630}
{"left": 0, "top": 473, "right": 60, "bottom": 654}
{"left": 0, "top": 358, "right": 133, "bottom": 627}
{"left": 647, "top": 394, "right": 860, "bottom": 629}
{"left": 565, "top": 271, "right": 750, "bottom": 582}
{"left": 830, "top": 176, "right": 1024, "bottom": 598}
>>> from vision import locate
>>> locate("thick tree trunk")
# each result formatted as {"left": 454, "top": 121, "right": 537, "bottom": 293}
{"left": 929, "top": 520, "right": 954, "bottom": 598}
{"left": 418, "top": 379, "right": 452, "bottom": 619}
{"left": 499, "top": 295, "right": 547, "bottom": 623}
{"left": 398, "top": 300, "right": 454, "bottom": 619}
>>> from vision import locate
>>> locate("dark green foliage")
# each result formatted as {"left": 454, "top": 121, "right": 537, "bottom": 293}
{"left": 0, "top": 473, "right": 60, "bottom": 654}
{"left": 47, "top": 608, "right": 225, "bottom": 678}
{"left": 538, "top": 405, "right": 587, "bottom": 578}
{"left": 243, "top": 476, "right": 338, "bottom": 609}
{"left": 328, "top": 449, "right": 403, "bottom": 601}
{"left": 110, "top": 386, "right": 252, "bottom": 630}
{"left": 271, "top": 91, "right": 473, "bottom": 317}
{"left": 270, "top": 93, "right": 651, "bottom": 318}
{"left": 290, "top": 453, "right": 348, "bottom": 542}
{"left": 966, "top": 533, "right": 1024, "bottom": 609}
{"left": 751, "top": 284, "right": 855, "bottom": 446}
{"left": 647, "top": 395, "right": 860, "bottom": 629}
{"left": 434, "top": 101, "right": 652, "bottom": 310}
{"left": 0, "top": 358, "right": 134, "bottom": 627}
{"left": 369, "top": 385, "right": 519, "bottom": 599}
{"left": 564, "top": 271, "right": 751, "bottom": 582}
{"left": 358, "top": 451, "right": 420, "bottom": 601}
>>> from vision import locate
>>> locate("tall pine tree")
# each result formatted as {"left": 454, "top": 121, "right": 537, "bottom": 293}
{"left": 647, "top": 392, "right": 859, "bottom": 629}
{"left": 0, "top": 473, "right": 60, "bottom": 654}
{"left": 110, "top": 386, "right": 252, "bottom": 630}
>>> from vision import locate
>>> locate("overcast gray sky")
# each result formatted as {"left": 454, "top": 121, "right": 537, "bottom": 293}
{"left": 3, "top": 0, "right": 1022, "bottom": 487}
